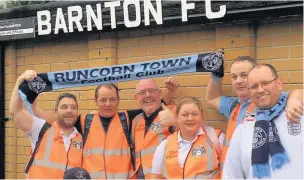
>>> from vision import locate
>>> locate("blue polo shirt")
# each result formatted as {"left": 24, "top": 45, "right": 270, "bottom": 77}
{"left": 219, "top": 96, "right": 252, "bottom": 127}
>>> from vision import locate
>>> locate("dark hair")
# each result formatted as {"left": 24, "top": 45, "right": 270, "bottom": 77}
{"left": 249, "top": 64, "right": 279, "bottom": 78}
{"left": 231, "top": 56, "right": 257, "bottom": 67}
{"left": 95, "top": 84, "right": 119, "bottom": 99}
{"left": 55, "top": 93, "right": 78, "bottom": 111}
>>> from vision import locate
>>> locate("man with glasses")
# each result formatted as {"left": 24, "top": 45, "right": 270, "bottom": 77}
{"left": 205, "top": 56, "right": 303, "bottom": 174}
{"left": 223, "top": 64, "right": 303, "bottom": 179}
{"left": 131, "top": 79, "right": 177, "bottom": 179}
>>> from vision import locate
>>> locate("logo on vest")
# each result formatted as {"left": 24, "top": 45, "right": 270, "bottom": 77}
{"left": 28, "top": 76, "right": 46, "bottom": 94}
{"left": 150, "top": 122, "right": 160, "bottom": 132}
{"left": 191, "top": 145, "right": 205, "bottom": 157}
{"left": 287, "top": 122, "right": 301, "bottom": 136}
{"left": 252, "top": 127, "right": 267, "bottom": 149}
{"left": 166, "top": 150, "right": 178, "bottom": 159}
{"left": 201, "top": 52, "right": 223, "bottom": 71}
{"left": 73, "top": 140, "right": 83, "bottom": 151}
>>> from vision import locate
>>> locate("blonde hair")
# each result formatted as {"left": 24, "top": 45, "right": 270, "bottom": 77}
{"left": 176, "top": 96, "right": 203, "bottom": 115}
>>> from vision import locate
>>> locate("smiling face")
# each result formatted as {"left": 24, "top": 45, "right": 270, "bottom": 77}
{"left": 230, "top": 61, "right": 254, "bottom": 101}
{"left": 55, "top": 97, "right": 78, "bottom": 128}
{"left": 177, "top": 103, "right": 202, "bottom": 134}
{"left": 248, "top": 65, "right": 283, "bottom": 110}
{"left": 135, "top": 79, "right": 162, "bottom": 117}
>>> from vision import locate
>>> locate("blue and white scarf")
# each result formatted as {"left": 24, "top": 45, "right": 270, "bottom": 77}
{"left": 252, "top": 93, "right": 289, "bottom": 178}
{"left": 18, "top": 52, "right": 224, "bottom": 114}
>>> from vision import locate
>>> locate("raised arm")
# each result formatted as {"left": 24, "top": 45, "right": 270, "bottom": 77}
{"left": 32, "top": 99, "right": 57, "bottom": 123}
{"left": 205, "top": 74, "right": 223, "bottom": 111}
{"left": 9, "top": 70, "right": 37, "bottom": 132}
{"left": 162, "top": 77, "right": 179, "bottom": 105}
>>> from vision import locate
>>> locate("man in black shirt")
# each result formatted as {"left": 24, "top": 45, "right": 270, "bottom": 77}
{"left": 131, "top": 79, "right": 177, "bottom": 179}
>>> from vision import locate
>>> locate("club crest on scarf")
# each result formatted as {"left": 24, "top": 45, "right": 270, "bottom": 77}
{"left": 28, "top": 76, "right": 46, "bottom": 93}
{"left": 201, "top": 52, "right": 223, "bottom": 71}
{"left": 252, "top": 127, "right": 267, "bottom": 149}
{"left": 150, "top": 122, "right": 160, "bottom": 132}
{"left": 287, "top": 122, "right": 301, "bottom": 136}
{"left": 192, "top": 145, "right": 205, "bottom": 157}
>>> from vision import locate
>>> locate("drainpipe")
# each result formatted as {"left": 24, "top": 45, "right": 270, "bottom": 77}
{"left": 0, "top": 42, "right": 6, "bottom": 178}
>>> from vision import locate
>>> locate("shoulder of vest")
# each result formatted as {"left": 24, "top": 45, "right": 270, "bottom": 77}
{"left": 204, "top": 126, "right": 222, "bottom": 137}
{"left": 134, "top": 112, "right": 144, "bottom": 119}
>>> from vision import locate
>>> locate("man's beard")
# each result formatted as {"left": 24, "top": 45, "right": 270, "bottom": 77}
{"left": 57, "top": 117, "right": 75, "bottom": 128}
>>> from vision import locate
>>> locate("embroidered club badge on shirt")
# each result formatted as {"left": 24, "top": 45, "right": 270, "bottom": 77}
{"left": 150, "top": 122, "right": 160, "bottom": 132}
{"left": 287, "top": 122, "right": 301, "bottom": 136}
{"left": 192, "top": 145, "right": 205, "bottom": 157}
{"left": 73, "top": 140, "right": 83, "bottom": 151}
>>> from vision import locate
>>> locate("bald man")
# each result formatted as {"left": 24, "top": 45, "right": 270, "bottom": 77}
{"left": 131, "top": 79, "right": 176, "bottom": 179}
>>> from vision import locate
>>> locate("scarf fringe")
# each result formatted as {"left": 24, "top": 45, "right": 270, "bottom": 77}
{"left": 271, "top": 152, "right": 290, "bottom": 170}
{"left": 253, "top": 163, "right": 271, "bottom": 179}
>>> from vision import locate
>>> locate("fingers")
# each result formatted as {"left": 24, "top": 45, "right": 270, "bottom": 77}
{"left": 165, "top": 77, "right": 179, "bottom": 91}
{"left": 23, "top": 70, "right": 38, "bottom": 81}
{"left": 287, "top": 100, "right": 303, "bottom": 121}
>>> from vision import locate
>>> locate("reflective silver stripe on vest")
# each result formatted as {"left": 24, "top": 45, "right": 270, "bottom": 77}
{"left": 220, "top": 162, "right": 224, "bottom": 171}
{"left": 90, "top": 171, "right": 105, "bottom": 179}
{"left": 142, "top": 167, "right": 152, "bottom": 176}
{"left": 84, "top": 147, "right": 130, "bottom": 156}
{"left": 135, "top": 145, "right": 158, "bottom": 158}
{"left": 32, "top": 159, "right": 72, "bottom": 171}
{"left": 206, "top": 139, "right": 214, "bottom": 170}
{"left": 90, "top": 171, "right": 133, "bottom": 179}
{"left": 187, "top": 169, "right": 220, "bottom": 179}
{"left": 44, "top": 127, "right": 54, "bottom": 159}
{"left": 107, "top": 171, "right": 133, "bottom": 179}
{"left": 223, "top": 138, "right": 230, "bottom": 147}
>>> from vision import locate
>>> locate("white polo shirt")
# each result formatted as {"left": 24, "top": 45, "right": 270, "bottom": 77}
{"left": 26, "top": 116, "right": 79, "bottom": 152}
{"left": 152, "top": 128, "right": 225, "bottom": 174}
{"left": 223, "top": 111, "right": 303, "bottom": 179}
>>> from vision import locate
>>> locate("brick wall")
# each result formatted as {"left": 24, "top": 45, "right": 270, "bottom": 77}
{"left": 4, "top": 17, "right": 303, "bottom": 178}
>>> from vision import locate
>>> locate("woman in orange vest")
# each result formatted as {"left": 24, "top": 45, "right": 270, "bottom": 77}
{"left": 151, "top": 96, "right": 224, "bottom": 179}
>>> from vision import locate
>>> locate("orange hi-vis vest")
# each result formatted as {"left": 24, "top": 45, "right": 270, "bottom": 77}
{"left": 161, "top": 127, "right": 222, "bottom": 179}
{"left": 220, "top": 101, "right": 256, "bottom": 174}
{"left": 80, "top": 112, "right": 133, "bottom": 179}
{"left": 131, "top": 112, "right": 172, "bottom": 179}
{"left": 27, "top": 122, "right": 83, "bottom": 179}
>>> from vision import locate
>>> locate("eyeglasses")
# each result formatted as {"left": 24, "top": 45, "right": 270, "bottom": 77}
{"left": 248, "top": 78, "right": 278, "bottom": 91}
{"left": 137, "top": 88, "right": 159, "bottom": 96}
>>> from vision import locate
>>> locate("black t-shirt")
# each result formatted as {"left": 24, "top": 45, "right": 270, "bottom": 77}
{"left": 99, "top": 109, "right": 143, "bottom": 133}
{"left": 142, "top": 106, "right": 163, "bottom": 135}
